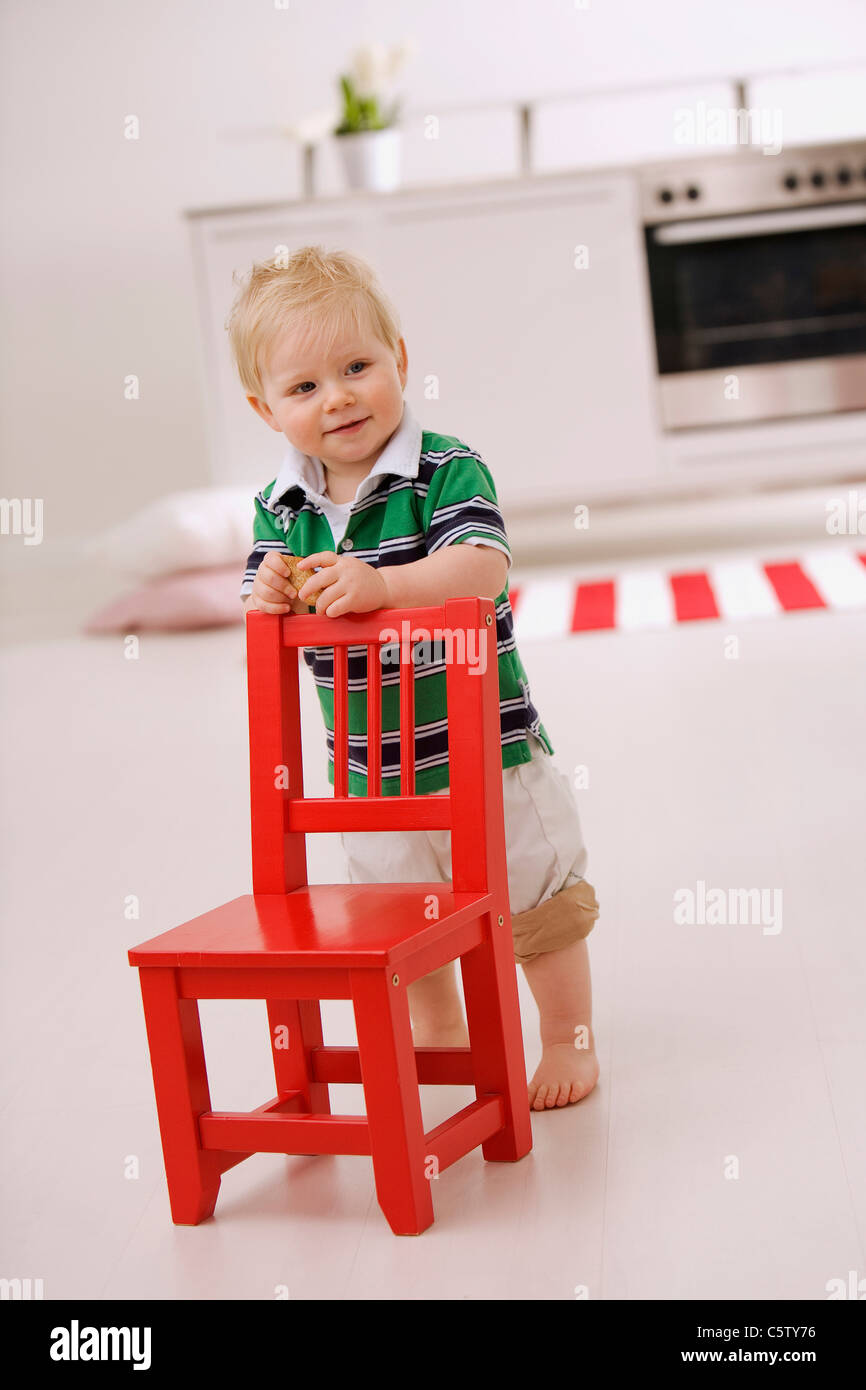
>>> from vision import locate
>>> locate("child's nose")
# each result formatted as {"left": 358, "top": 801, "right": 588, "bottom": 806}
{"left": 326, "top": 382, "right": 355, "bottom": 408}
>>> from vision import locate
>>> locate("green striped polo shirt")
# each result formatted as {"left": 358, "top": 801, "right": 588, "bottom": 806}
{"left": 240, "top": 401, "right": 553, "bottom": 795}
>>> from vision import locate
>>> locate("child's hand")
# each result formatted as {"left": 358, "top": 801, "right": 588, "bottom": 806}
{"left": 293, "top": 551, "right": 390, "bottom": 618}
{"left": 248, "top": 551, "right": 311, "bottom": 615}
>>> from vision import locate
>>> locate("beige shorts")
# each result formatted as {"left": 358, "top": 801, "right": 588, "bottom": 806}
{"left": 340, "top": 734, "right": 600, "bottom": 965}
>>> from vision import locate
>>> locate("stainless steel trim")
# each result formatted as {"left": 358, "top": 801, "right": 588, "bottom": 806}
{"left": 639, "top": 140, "right": 866, "bottom": 223}
{"left": 659, "top": 354, "right": 866, "bottom": 430}
{"left": 653, "top": 201, "right": 866, "bottom": 243}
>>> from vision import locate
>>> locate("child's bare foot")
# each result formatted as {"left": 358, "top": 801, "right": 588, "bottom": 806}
{"left": 522, "top": 940, "right": 599, "bottom": 1109}
{"left": 527, "top": 1043, "right": 599, "bottom": 1110}
{"left": 412, "top": 1022, "right": 598, "bottom": 1112}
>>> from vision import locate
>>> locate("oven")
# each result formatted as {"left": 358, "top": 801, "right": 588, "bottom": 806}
{"left": 640, "top": 141, "right": 866, "bottom": 430}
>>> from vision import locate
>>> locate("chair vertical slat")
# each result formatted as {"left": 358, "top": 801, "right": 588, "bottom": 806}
{"left": 366, "top": 643, "right": 381, "bottom": 797}
{"left": 444, "top": 599, "right": 503, "bottom": 897}
{"left": 333, "top": 645, "right": 349, "bottom": 798}
{"left": 246, "top": 613, "right": 308, "bottom": 894}
{"left": 399, "top": 639, "right": 415, "bottom": 796}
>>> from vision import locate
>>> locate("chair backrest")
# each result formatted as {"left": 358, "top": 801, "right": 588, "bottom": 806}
{"left": 245, "top": 599, "right": 507, "bottom": 901}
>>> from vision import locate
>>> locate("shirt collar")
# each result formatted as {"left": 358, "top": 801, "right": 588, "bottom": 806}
{"left": 268, "top": 400, "right": 422, "bottom": 509}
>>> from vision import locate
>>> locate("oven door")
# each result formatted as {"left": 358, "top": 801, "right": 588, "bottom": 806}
{"left": 645, "top": 202, "right": 866, "bottom": 429}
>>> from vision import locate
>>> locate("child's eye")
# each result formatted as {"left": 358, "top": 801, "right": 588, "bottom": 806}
{"left": 291, "top": 362, "right": 367, "bottom": 395}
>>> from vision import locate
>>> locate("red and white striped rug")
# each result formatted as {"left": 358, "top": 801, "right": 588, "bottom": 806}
{"left": 509, "top": 547, "right": 866, "bottom": 638}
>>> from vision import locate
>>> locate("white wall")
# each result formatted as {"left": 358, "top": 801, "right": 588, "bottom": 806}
{"left": 2, "top": 0, "right": 866, "bottom": 544}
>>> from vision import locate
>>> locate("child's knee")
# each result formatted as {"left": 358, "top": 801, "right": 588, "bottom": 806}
{"left": 510, "top": 878, "right": 600, "bottom": 965}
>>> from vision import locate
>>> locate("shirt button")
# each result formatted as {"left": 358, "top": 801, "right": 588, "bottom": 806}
{"left": 341, "top": 538, "right": 354, "bottom": 550}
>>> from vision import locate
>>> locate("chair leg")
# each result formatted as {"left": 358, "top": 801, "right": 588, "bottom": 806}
{"left": 351, "top": 970, "right": 434, "bottom": 1236}
{"left": 267, "top": 1000, "right": 331, "bottom": 1114}
{"left": 137, "top": 967, "right": 224, "bottom": 1224}
{"left": 460, "top": 911, "right": 533, "bottom": 1163}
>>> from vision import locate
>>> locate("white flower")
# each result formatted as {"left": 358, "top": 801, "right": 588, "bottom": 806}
{"left": 349, "top": 41, "right": 390, "bottom": 95}
{"left": 385, "top": 38, "right": 419, "bottom": 80}
{"left": 349, "top": 38, "right": 419, "bottom": 95}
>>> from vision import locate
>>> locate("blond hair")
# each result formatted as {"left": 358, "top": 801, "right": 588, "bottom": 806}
{"left": 225, "top": 244, "right": 403, "bottom": 399}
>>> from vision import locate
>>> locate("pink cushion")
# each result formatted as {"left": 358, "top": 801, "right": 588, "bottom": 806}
{"left": 83, "top": 565, "right": 245, "bottom": 633}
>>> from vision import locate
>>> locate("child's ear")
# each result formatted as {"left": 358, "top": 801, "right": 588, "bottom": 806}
{"left": 247, "top": 395, "right": 281, "bottom": 431}
{"left": 396, "top": 337, "right": 408, "bottom": 388}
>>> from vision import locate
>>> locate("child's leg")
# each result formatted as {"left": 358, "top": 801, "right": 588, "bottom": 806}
{"left": 404, "top": 750, "right": 602, "bottom": 1105}
{"left": 339, "top": 814, "right": 469, "bottom": 1044}
{"left": 407, "top": 961, "right": 469, "bottom": 1047}
{"left": 499, "top": 746, "right": 600, "bottom": 1108}
{"left": 407, "top": 926, "right": 600, "bottom": 1109}
{"left": 521, "top": 937, "right": 599, "bottom": 1110}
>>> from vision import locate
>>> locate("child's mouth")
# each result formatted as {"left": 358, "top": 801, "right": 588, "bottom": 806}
{"left": 329, "top": 417, "right": 369, "bottom": 434}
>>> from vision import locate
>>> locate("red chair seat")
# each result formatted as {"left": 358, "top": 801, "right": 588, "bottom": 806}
{"left": 128, "top": 885, "right": 495, "bottom": 969}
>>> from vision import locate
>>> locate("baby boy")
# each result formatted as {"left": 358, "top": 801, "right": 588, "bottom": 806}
{"left": 229, "top": 245, "right": 600, "bottom": 1111}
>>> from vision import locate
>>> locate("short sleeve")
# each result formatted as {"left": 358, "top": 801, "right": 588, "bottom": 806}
{"left": 239, "top": 489, "right": 291, "bottom": 597}
{"left": 420, "top": 452, "right": 512, "bottom": 574}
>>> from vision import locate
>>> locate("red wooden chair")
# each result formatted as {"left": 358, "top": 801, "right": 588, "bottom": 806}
{"left": 127, "top": 597, "right": 532, "bottom": 1235}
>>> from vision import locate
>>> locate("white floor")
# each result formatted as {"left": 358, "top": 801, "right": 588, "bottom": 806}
{"left": 1, "top": 544, "right": 865, "bottom": 1300}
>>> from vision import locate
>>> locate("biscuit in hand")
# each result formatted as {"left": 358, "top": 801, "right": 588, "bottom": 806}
{"left": 279, "top": 552, "right": 317, "bottom": 611}
{"left": 280, "top": 552, "right": 310, "bottom": 593}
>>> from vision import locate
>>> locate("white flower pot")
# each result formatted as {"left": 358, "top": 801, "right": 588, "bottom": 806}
{"left": 337, "top": 128, "right": 402, "bottom": 192}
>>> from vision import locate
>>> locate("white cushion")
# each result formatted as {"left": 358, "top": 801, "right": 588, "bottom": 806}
{"left": 86, "top": 488, "right": 256, "bottom": 579}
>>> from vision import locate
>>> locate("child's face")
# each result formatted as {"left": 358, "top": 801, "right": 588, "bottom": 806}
{"left": 248, "top": 318, "right": 408, "bottom": 478}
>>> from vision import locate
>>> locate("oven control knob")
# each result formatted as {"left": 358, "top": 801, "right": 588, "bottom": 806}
{"left": 811, "top": 170, "right": 826, "bottom": 187}
{"left": 658, "top": 188, "right": 674, "bottom": 203}
{"left": 783, "top": 173, "right": 798, "bottom": 191}
{"left": 837, "top": 166, "right": 852, "bottom": 184}
{"left": 685, "top": 185, "right": 700, "bottom": 200}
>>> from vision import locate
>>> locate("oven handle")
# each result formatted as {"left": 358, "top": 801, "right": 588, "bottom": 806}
{"left": 652, "top": 202, "right": 866, "bottom": 244}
